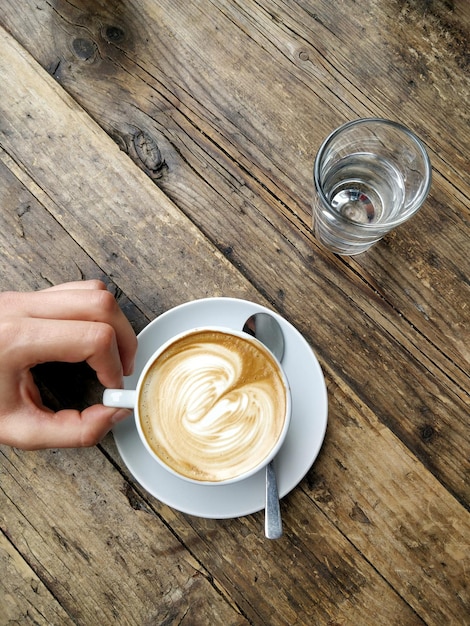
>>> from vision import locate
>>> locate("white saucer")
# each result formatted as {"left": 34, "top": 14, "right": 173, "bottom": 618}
{"left": 113, "top": 298, "right": 328, "bottom": 519}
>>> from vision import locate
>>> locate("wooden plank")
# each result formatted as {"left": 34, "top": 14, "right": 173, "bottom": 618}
{"left": 1, "top": 1, "right": 468, "bottom": 372}
{"left": 0, "top": 155, "right": 112, "bottom": 293}
{"left": 102, "top": 370, "right": 470, "bottom": 625}
{"left": 0, "top": 16, "right": 467, "bottom": 507}
{"left": 306, "top": 378, "right": 470, "bottom": 625}
{"left": 0, "top": 532, "right": 75, "bottom": 626}
{"left": 0, "top": 147, "right": 449, "bottom": 625}
{"left": 0, "top": 155, "right": 149, "bottom": 415}
{"left": 0, "top": 145, "right": 247, "bottom": 624}
{"left": 0, "top": 158, "right": 430, "bottom": 626}
{"left": 1, "top": 1, "right": 467, "bottom": 385}
{"left": 0, "top": 9, "right": 468, "bottom": 626}
{"left": 2, "top": 440, "right": 430, "bottom": 626}
{"left": 215, "top": 0, "right": 470, "bottom": 187}
{"left": 0, "top": 23, "right": 262, "bottom": 318}
{"left": 0, "top": 445, "right": 248, "bottom": 625}
{"left": 1, "top": 0, "right": 467, "bottom": 388}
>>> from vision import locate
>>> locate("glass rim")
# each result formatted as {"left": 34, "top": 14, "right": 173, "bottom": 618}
{"left": 313, "top": 118, "right": 432, "bottom": 229}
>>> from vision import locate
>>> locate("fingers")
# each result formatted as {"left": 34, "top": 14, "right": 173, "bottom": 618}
{"left": 45, "top": 288, "right": 137, "bottom": 375}
{"left": 2, "top": 282, "right": 137, "bottom": 376}
{"left": 0, "top": 279, "right": 138, "bottom": 450}
{"left": 6, "top": 317, "right": 126, "bottom": 389}
{"left": 40, "top": 279, "right": 107, "bottom": 293}
{"left": 2, "top": 404, "right": 131, "bottom": 450}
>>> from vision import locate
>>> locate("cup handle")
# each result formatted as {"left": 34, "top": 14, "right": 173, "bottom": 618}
{"left": 103, "top": 389, "right": 137, "bottom": 409}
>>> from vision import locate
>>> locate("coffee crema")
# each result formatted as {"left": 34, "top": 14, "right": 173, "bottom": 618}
{"left": 139, "top": 329, "right": 287, "bottom": 482}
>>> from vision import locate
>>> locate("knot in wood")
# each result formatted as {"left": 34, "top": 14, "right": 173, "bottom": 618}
{"left": 421, "top": 425, "right": 435, "bottom": 442}
{"left": 72, "top": 37, "right": 97, "bottom": 62}
{"left": 103, "top": 26, "right": 126, "bottom": 44}
{"left": 133, "top": 130, "right": 165, "bottom": 174}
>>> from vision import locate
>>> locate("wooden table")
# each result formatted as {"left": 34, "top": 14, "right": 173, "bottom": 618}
{"left": 0, "top": 1, "right": 468, "bottom": 624}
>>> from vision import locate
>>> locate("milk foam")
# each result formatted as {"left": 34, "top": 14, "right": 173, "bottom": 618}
{"left": 139, "top": 330, "right": 287, "bottom": 482}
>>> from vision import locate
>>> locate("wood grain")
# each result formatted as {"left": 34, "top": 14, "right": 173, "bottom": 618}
{"left": 2, "top": 0, "right": 468, "bottom": 373}
{"left": 1, "top": 446, "right": 248, "bottom": 625}
{"left": 0, "top": 4, "right": 468, "bottom": 503}
{"left": 0, "top": 532, "right": 75, "bottom": 626}
{"left": 0, "top": 1, "right": 468, "bottom": 624}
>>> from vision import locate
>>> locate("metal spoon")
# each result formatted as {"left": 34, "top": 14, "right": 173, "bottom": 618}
{"left": 242, "top": 312, "right": 285, "bottom": 539}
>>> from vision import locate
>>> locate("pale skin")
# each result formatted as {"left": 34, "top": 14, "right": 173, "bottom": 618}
{"left": 0, "top": 280, "right": 138, "bottom": 450}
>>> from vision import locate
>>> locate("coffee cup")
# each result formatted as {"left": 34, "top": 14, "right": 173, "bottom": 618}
{"left": 103, "top": 327, "right": 291, "bottom": 485}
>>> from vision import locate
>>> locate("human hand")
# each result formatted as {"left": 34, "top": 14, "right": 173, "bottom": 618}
{"left": 0, "top": 280, "right": 138, "bottom": 450}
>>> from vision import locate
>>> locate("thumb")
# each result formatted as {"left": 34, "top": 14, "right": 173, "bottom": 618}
{"left": 4, "top": 405, "right": 132, "bottom": 450}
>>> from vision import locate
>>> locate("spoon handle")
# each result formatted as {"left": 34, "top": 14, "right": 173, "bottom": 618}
{"left": 265, "top": 461, "right": 283, "bottom": 539}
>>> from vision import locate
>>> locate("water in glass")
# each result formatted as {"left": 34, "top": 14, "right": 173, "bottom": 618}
{"left": 322, "top": 152, "right": 405, "bottom": 224}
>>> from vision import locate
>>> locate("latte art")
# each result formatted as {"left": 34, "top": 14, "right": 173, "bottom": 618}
{"left": 139, "top": 330, "right": 287, "bottom": 482}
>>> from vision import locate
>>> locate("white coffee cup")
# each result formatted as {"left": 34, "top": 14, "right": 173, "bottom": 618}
{"left": 103, "top": 326, "right": 291, "bottom": 485}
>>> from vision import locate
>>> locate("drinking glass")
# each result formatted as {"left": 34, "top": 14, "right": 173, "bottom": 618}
{"left": 313, "top": 118, "right": 431, "bottom": 255}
